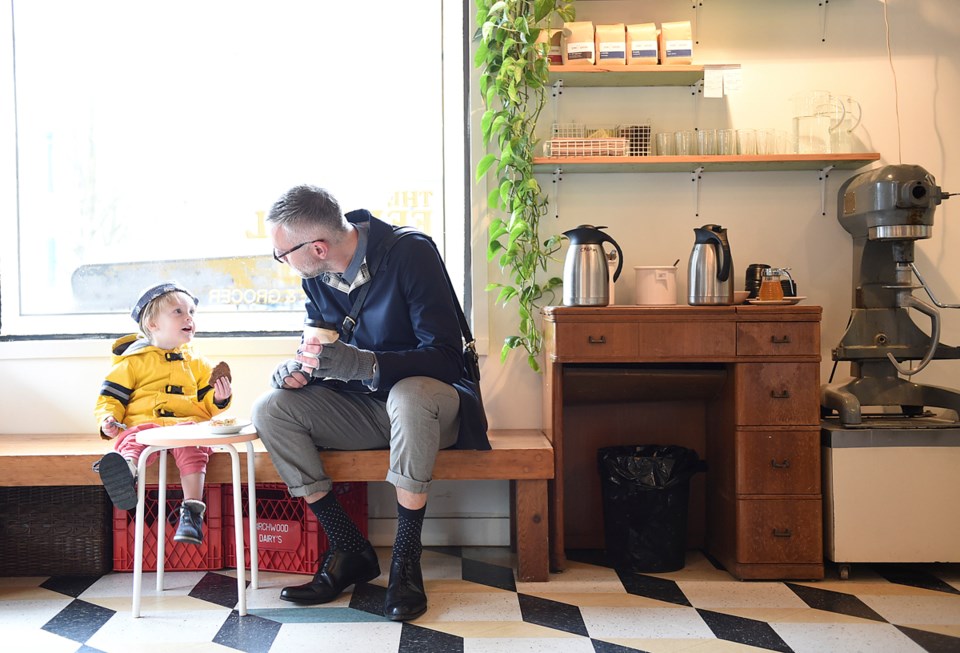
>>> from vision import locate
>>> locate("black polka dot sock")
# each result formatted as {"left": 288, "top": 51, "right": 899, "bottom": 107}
{"left": 308, "top": 492, "right": 368, "bottom": 553}
{"left": 393, "top": 502, "right": 426, "bottom": 561}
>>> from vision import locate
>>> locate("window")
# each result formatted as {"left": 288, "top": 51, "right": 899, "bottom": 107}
{"left": 0, "top": 0, "right": 467, "bottom": 336}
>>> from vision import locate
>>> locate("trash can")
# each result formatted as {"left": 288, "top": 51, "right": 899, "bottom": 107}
{"left": 598, "top": 445, "right": 707, "bottom": 572}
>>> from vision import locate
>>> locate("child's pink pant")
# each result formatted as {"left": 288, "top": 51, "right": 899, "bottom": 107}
{"left": 113, "top": 423, "right": 211, "bottom": 476}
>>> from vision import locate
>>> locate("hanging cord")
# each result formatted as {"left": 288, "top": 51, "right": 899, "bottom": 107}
{"left": 882, "top": 0, "right": 903, "bottom": 164}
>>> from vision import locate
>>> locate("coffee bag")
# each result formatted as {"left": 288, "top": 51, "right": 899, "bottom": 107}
{"left": 626, "top": 23, "right": 658, "bottom": 65}
{"left": 595, "top": 23, "right": 626, "bottom": 66}
{"left": 659, "top": 21, "right": 693, "bottom": 65}
{"left": 562, "top": 21, "right": 595, "bottom": 65}
{"left": 535, "top": 28, "right": 563, "bottom": 65}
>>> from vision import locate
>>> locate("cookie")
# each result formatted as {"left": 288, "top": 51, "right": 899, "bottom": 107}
{"left": 210, "top": 361, "right": 232, "bottom": 384}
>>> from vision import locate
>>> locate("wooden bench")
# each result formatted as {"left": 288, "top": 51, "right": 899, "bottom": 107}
{"left": 0, "top": 429, "right": 553, "bottom": 581}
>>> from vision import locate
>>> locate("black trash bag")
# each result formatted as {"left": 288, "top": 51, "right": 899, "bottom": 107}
{"left": 597, "top": 445, "right": 707, "bottom": 573}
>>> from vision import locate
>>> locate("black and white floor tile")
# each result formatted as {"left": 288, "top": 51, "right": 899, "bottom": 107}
{"left": 2, "top": 547, "right": 959, "bottom": 652}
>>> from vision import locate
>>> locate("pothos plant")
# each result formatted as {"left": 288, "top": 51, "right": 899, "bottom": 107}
{"left": 474, "top": 0, "right": 575, "bottom": 372}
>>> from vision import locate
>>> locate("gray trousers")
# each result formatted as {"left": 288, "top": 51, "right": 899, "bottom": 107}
{"left": 251, "top": 376, "right": 460, "bottom": 496}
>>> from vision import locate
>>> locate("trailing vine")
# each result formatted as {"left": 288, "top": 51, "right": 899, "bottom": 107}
{"left": 474, "top": 0, "right": 575, "bottom": 372}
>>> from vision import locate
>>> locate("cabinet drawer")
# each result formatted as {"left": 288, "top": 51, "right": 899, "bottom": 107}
{"left": 735, "top": 430, "right": 820, "bottom": 495}
{"left": 734, "top": 363, "right": 820, "bottom": 425}
{"left": 637, "top": 321, "right": 736, "bottom": 359}
{"left": 737, "top": 322, "right": 819, "bottom": 357}
{"left": 737, "top": 498, "right": 822, "bottom": 564}
{"left": 554, "top": 323, "right": 638, "bottom": 360}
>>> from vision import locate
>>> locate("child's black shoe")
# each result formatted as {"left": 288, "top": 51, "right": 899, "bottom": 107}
{"left": 173, "top": 499, "right": 205, "bottom": 546}
{"left": 96, "top": 452, "right": 138, "bottom": 510}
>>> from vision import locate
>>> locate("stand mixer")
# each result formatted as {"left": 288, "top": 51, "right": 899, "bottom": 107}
{"left": 821, "top": 164, "right": 958, "bottom": 426}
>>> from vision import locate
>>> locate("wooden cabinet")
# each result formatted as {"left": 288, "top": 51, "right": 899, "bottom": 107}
{"left": 542, "top": 304, "right": 824, "bottom": 580}
{"left": 708, "top": 317, "right": 824, "bottom": 580}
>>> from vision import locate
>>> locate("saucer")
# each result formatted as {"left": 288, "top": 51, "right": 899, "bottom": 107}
{"left": 208, "top": 419, "right": 252, "bottom": 434}
{"left": 746, "top": 296, "right": 806, "bottom": 306}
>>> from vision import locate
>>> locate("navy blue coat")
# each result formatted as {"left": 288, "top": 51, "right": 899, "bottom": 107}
{"left": 302, "top": 210, "right": 489, "bottom": 451}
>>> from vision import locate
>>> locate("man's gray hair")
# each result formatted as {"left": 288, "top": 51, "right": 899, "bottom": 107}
{"left": 267, "top": 185, "right": 349, "bottom": 239}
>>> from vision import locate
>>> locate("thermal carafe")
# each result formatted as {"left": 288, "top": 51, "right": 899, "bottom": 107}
{"left": 562, "top": 225, "right": 624, "bottom": 306}
{"left": 687, "top": 224, "right": 734, "bottom": 305}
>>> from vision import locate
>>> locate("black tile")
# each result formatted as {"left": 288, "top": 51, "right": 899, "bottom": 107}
{"left": 786, "top": 582, "right": 886, "bottom": 622}
{"left": 566, "top": 549, "right": 615, "bottom": 568}
{"left": 213, "top": 610, "right": 281, "bottom": 653}
{"left": 461, "top": 557, "right": 516, "bottom": 592}
{"left": 41, "top": 599, "right": 115, "bottom": 644}
{"left": 616, "top": 569, "right": 690, "bottom": 606}
{"left": 349, "top": 581, "right": 388, "bottom": 617}
{"left": 189, "top": 571, "right": 243, "bottom": 609}
{"left": 399, "top": 622, "right": 464, "bottom": 653}
{"left": 518, "top": 593, "right": 588, "bottom": 636}
{"left": 897, "top": 625, "right": 960, "bottom": 653}
{"left": 873, "top": 564, "right": 960, "bottom": 595}
{"left": 424, "top": 545, "right": 462, "bottom": 559}
{"left": 592, "top": 639, "right": 651, "bottom": 653}
{"left": 697, "top": 609, "right": 794, "bottom": 653}
{"left": 40, "top": 575, "right": 103, "bottom": 598}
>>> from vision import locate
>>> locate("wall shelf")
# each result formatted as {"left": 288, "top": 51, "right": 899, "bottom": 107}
{"left": 533, "top": 153, "right": 881, "bottom": 174}
{"left": 548, "top": 64, "right": 705, "bottom": 87}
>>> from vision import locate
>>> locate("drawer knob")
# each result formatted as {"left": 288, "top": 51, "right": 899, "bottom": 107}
{"left": 770, "top": 389, "right": 791, "bottom": 399}
{"left": 587, "top": 335, "right": 607, "bottom": 345}
{"left": 772, "top": 528, "right": 792, "bottom": 538}
{"left": 770, "top": 459, "right": 791, "bottom": 469}
{"left": 771, "top": 335, "right": 792, "bottom": 344}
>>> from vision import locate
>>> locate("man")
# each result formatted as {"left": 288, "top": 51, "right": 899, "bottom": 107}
{"left": 251, "top": 185, "right": 488, "bottom": 622}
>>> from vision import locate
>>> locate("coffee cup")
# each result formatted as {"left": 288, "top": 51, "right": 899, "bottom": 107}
{"left": 301, "top": 318, "right": 339, "bottom": 372}
{"left": 303, "top": 318, "right": 340, "bottom": 344}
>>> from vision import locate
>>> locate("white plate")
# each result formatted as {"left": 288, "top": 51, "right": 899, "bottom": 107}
{"left": 746, "top": 296, "right": 807, "bottom": 306}
{"left": 207, "top": 419, "right": 252, "bottom": 435}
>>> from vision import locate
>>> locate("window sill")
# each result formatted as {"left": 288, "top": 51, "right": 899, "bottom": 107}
{"left": 0, "top": 334, "right": 299, "bottom": 361}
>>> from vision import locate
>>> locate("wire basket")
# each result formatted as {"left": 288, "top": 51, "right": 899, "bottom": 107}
{"left": 546, "top": 124, "right": 629, "bottom": 157}
{"left": 618, "top": 124, "right": 652, "bottom": 156}
{"left": 551, "top": 123, "right": 587, "bottom": 139}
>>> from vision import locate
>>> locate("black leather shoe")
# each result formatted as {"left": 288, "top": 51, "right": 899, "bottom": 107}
{"left": 280, "top": 545, "right": 380, "bottom": 604}
{"left": 384, "top": 556, "right": 427, "bottom": 621}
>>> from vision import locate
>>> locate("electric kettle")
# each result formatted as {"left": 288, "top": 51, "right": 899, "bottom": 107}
{"left": 687, "top": 224, "right": 734, "bottom": 305}
{"left": 562, "top": 225, "right": 624, "bottom": 306}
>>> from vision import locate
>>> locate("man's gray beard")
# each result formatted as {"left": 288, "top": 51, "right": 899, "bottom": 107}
{"left": 293, "top": 260, "right": 330, "bottom": 280}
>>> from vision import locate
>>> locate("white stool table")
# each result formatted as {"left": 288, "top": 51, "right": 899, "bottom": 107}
{"left": 132, "top": 423, "right": 260, "bottom": 617}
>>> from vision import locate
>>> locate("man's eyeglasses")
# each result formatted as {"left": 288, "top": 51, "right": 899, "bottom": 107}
{"left": 273, "top": 239, "right": 323, "bottom": 263}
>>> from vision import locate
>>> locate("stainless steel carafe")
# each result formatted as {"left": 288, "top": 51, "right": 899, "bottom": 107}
{"left": 562, "top": 225, "right": 624, "bottom": 306}
{"left": 688, "top": 224, "right": 734, "bottom": 305}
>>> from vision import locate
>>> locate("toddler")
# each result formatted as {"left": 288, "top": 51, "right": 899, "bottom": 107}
{"left": 94, "top": 281, "right": 232, "bottom": 545}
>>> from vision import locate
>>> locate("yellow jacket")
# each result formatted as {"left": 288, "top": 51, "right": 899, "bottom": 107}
{"left": 94, "top": 334, "right": 230, "bottom": 438}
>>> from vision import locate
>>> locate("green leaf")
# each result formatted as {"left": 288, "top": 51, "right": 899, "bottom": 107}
{"left": 476, "top": 153, "right": 497, "bottom": 182}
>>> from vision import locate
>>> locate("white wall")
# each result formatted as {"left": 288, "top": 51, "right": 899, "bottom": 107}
{"left": 3, "top": 0, "right": 960, "bottom": 545}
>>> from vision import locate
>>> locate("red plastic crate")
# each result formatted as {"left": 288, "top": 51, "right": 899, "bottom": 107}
{"left": 112, "top": 484, "right": 223, "bottom": 572}
{"left": 224, "top": 482, "right": 367, "bottom": 575}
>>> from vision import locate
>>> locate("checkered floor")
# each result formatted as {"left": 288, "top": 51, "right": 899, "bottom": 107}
{"left": 2, "top": 547, "right": 960, "bottom": 652}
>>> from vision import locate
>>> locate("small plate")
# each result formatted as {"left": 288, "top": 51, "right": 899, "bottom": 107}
{"left": 747, "top": 296, "right": 807, "bottom": 306}
{"left": 207, "top": 419, "right": 252, "bottom": 435}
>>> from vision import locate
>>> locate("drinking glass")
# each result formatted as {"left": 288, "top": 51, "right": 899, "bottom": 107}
{"left": 755, "top": 128, "right": 776, "bottom": 155}
{"left": 697, "top": 129, "right": 717, "bottom": 155}
{"left": 737, "top": 129, "right": 756, "bottom": 155}
{"left": 675, "top": 130, "right": 695, "bottom": 156}
{"left": 717, "top": 129, "right": 737, "bottom": 155}
{"left": 655, "top": 132, "right": 674, "bottom": 156}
